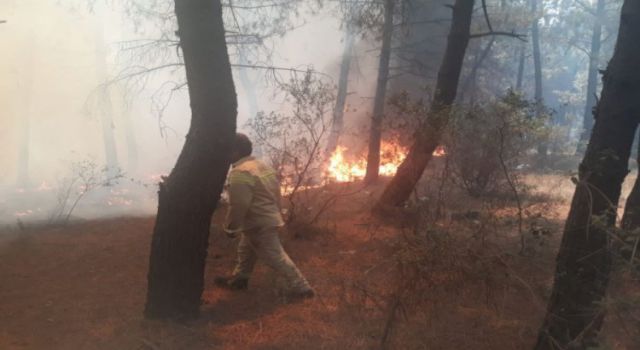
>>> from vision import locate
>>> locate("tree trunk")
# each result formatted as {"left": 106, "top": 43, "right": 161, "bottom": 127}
{"left": 516, "top": 43, "right": 525, "bottom": 91}
{"left": 94, "top": 19, "right": 119, "bottom": 173}
{"left": 145, "top": 0, "right": 237, "bottom": 320}
{"left": 325, "top": 22, "right": 355, "bottom": 157}
{"left": 458, "top": 36, "right": 495, "bottom": 102}
{"left": 364, "top": 0, "right": 394, "bottom": 184}
{"left": 622, "top": 130, "right": 640, "bottom": 230}
{"left": 375, "top": 0, "right": 474, "bottom": 207}
{"left": 460, "top": 3, "right": 512, "bottom": 102}
{"left": 621, "top": 131, "right": 640, "bottom": 267}
{"left": 531, "top": 0, "right": 547, "bottom": 166}
{"left": 17, "top": 31, "right": 35, "bottom": 188}
{"left": 237, "top": 46, "right": 262, "bottom": 156}
{"left": 535, "top": 0, "right": 640, "bottom": 347}
{"left": 121, "top": 106, "right": 139, "bottom": 173}
{"left": 17, "top": 106, "right": 31, "bottom": 188}
{"left": 577, "top": 0, "right": 605, "bottom": 155}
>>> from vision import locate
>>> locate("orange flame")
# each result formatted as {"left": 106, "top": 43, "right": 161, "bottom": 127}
{"left": 326, "top": 142, "right": 445, "bottom": 183}
{"left": 326, "top": 141, "right": 406, "bottom": 182}
{"left": 433, "top": 145, "right": 446, "bottom": 157}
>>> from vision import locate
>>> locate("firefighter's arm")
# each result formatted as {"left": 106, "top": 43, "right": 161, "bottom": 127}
{"left": 224, "top": 171, "right": 255, "bottom": 234}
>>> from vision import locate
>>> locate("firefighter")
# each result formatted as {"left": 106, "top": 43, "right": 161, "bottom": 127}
{"left": 215, "top": 133, "right": 314, "bottom": 300}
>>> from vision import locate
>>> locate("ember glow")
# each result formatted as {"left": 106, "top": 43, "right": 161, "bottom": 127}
{"left": 433, "top": 145, "right": 446, "bottom": 157}
{"left": 326, "top": 142, "right": 446, "bottom": 182}
{"left": 14, "top": 209, "right": 33, "bottom": 218}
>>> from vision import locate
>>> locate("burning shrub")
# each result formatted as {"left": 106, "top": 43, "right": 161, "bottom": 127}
{"left": 445, "top": 90, "right": 547, "bottom": 197}
{"left": 326, "top": 141, "right": 408, "bottom": 182}
{"left": 248, "top": 69, "right": 335, "bottom": 223}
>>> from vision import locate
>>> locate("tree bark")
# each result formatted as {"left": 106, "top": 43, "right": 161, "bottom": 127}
{"left": 531, "top": 0, "right": 547, "bottom": 166}
{"left": 577, "top": 0, "right": 606, "bottom": 155}
{"left": 622, "top": 130, "right": 640, "bottom": 230}
{"left": 535, "top": 0, "right": 640, "bottom": 347}
{"left": 375, "top": 0, "right": 474, "bottom": 207}
{"left": 325, "top": 22, "right": 355, "bottom": 157}
{"left": 145, "top": 0, "right": 237, "bottom": 320}
{"left": 364, "top": 0, "right": 394, "bottom": 184}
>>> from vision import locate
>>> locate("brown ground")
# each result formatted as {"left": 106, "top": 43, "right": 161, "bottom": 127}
{"left": 1, "top": 174, "right": 639, "bottom": 350}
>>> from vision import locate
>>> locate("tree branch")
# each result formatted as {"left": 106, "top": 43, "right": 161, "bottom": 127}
{"left": 470, "top": 31, "right": 527, "bottom": 42}
{"left": 481, "top": 0, "right": 493, "bottom": 32}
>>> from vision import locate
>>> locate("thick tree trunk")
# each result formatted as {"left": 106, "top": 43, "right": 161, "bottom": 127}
{"left": 375, "top": 0, "right": 474, "bottom": 207}
{"left": 622, "top": 135, "right": 640, "bottom": 230}
{"left": 145, "top": 0, "right": 237, "bottom": 320}
{"left": 577, "top": 0, "right": 605, "bottom": 155}
{"left": 325, "top": 23, "right": 355, "bottom": 157}
{"left": 535, "top": 1, "right": 640, "bottom": 347}
{"left": 364, "top": 0, "right": 394, "bottom": 184}
{"left": 531, "top": 0, "right": 547, "bottom": 166}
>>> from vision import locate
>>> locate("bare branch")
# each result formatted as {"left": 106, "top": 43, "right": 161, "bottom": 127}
{"left": 231, "top": 63, "right": 331, "bottom": 78}
{"left": 481, "top": 0, "right": 493, "bottom": 32}
{"left": 222, "top": 0, "right": 303, "bottom": 10}
{"left": 470, "top": 31, "right": 527, "bottom": 41}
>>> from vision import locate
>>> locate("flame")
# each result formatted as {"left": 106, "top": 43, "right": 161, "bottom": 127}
{"left": 433, "top": 145, "right": 446, "bottom": 157}
{"left": 326, "top": 141, "right": 446, "bottom": 183}
{"left": 326, "top": 146, "right": 366, "bottom": 182}
{"left": 14, "top": 209, "right": 33, "bottom": 217}
{"left": 326, "top": 141, "right": 407, "bottom": 182}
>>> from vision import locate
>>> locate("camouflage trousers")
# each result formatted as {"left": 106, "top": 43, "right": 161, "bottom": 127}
{"left": 232, "top": 226, "right": 311, "bottom": 292}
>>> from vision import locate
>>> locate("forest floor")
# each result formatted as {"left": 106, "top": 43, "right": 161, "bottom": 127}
{"left": 1, "top": 170, "right": 639, "bottom": 349}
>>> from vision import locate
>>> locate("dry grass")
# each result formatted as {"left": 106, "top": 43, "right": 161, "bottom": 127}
{"left": 0, "top": 174, "right": 638, "bottom": 349}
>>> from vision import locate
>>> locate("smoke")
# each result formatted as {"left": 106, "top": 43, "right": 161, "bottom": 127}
{"left": 0, "top": 1, "right": 371, "bottom": 225}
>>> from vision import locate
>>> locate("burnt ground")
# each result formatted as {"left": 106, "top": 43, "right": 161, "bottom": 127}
{"left": 1, "top": 174, "right": 639, "bottom": 349}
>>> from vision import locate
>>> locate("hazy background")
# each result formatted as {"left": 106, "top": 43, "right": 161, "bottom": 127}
{"left": 0, "top": 0, "right": 380, "bottom": 225}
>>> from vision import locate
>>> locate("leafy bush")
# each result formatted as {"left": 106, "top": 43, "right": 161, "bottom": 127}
{"left": 445, "top": 90, "right": 548, "bottom": 197}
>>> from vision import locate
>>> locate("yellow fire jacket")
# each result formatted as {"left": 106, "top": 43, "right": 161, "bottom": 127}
{"left": 224, "top": 156, "right": 285, "bottom": 234}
